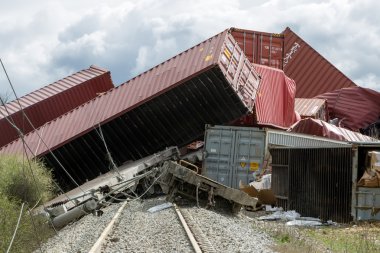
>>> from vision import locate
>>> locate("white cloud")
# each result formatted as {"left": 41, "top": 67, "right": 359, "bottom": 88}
{"left": 0, "top": 0, "right": 379, "bottom": 98}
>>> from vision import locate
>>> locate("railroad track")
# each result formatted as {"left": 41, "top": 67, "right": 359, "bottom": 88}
{"left": 174, "top": 204, "right": 217, "bottom": 253}
{"left": 88, "top": 201, "right": 216, "bottom": 253}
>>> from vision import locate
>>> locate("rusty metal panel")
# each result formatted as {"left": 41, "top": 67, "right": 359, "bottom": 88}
{"left": 316, "top": 86, "right": 380, "bottom": 132}
{"left": 0, "top": 30, "right": 261, "bottom": 189}
{"left": 270, "top": 146, "right": 354, "bottom": 223}
{"left": 283, "top": 27, "right": 356, "bottom": 98}
{"left": 289, "top": 118, "right": 380, "bottom": 143}
{"left": 0, "top": 65, "right": 113, "bottom": 148}
{"left": 295, "top": 98, "right": 328, "bottom": 121}
{"left": 231, "top": 28, "right": 284, "bottom": 69}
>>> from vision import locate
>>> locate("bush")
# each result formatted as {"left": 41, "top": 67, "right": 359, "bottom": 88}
{"left": 0, "top": 195, "right": 55, "bottom": 252}
{"left": 0, "top": 155, "right": 56, "bottom": 252}
{"left": 0, "top": 155, "right": 55, "bottom": 204}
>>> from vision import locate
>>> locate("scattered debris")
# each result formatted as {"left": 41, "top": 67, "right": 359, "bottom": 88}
{"left": 258, "top": 210, "right": 300, "bottom": 221}
{"left": 147, "top": 202, "right": 174, "bottom": 213}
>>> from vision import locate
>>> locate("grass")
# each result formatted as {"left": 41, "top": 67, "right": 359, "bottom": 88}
{"left": 253, "top": 218, "right": 380, "bottom": 253}
{"left": 0, "top": 155, "right": 56, "bottom": 252}
{"left": 305, "top": 223, "right": 380, "bottom": 253}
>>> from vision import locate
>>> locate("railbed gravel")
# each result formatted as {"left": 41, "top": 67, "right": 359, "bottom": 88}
{"left": 34, "top": 202, "right": 124, "bottom": 253}
{"left": 184, "top": 205, "right": 275, "bottom": 253}
{"left": 37, "top": 197, "right": 276, "bottom": 253}
{"left": 102, "top": 197, "right": 275, "bottom": 253}
{"left": 102, "top": 197, "right": 193, "bottom": 253}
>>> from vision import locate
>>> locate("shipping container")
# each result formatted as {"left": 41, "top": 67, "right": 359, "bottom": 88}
{"left": 289, "top": 118, "right": 380, "bottom": 143}
{"left": 316, "top": 86, "right": 380, "bottom": 131}
{"left": 231, "top": 64, "right": 297, "bottom": 129}
{"left": 282, "top": 27, "right": 356, "bottom": 98}
{"left": 231, "top": 28, "right": 284, "bottom": 70}
{"left": 0, "top": 65, "right": 114, "bottom": 148}
{"left": 356, "top": 187, "right": 380, "bottom": 220}
{"left": 0, "top": 30, "right": 261, "bottom": 190}
{"left": 270, "top": 143, "right": 380, "bottom": 222}
{"left": 294, "top": 98, "right": 328, "bottom": 121}
{"left": 202, "top": 125, "right": 350, "bottom": 188}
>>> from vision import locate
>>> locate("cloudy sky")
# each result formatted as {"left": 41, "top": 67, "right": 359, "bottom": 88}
{"left": 0, "top": 0, "right": 379, "bottom": 100}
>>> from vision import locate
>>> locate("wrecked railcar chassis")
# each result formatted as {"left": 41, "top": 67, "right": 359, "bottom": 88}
{"left": 156, "top": 161, "right": 259, "bottom": 213}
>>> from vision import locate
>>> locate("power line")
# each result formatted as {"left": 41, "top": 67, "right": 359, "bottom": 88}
{"left": 6, "top": 202, "right": 25, "bottom": 253}
{"left": 95, "top": 124, "right": 123, "bottom": 179}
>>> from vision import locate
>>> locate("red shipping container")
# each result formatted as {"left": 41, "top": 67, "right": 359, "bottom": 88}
{"left": 232, "top": 64, "right": 297, "bottom": 129}
{"left": 0, "top": 65, "right": 113, "bottom": 148}
{"left": 0, "top": 30, "right": 261, "bottom": 187}
{"left": 283, "top": 27, "right": 356, "bottom": 98}
{"left": 231, "top": 28, "right": 284, "bottom": 70}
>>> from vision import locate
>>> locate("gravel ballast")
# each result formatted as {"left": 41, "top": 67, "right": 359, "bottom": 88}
{"left": 36, "top": 197, "right": 276, "bottom": 252}
{"left": 35, "top": 202, "right": 124, "bottom": 253}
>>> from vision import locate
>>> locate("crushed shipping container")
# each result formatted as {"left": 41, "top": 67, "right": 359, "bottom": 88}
{"left": 294, "top": 98, "right": 328, "bottom": 121}
{"left": 231, "top": 28, "right": 284, "bottom": 69}
{"left": 282, "top": 27, "right": 356, "bottom": 98}
{"left": 232, "top": 64, "right": 297, "bottom": 129}
{"left": 0, "top": 29, "right": 261, "bottom": 189}
{"left": 0, "top": 65, "right": 114, "bottom": 148}
{"left": 288, "top": 118, "right": 380, "bottom": 143}
{"left": 316, "top": 86, "right": 380, "bottom": 132}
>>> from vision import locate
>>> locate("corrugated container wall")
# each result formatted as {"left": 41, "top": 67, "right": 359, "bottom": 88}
{"left": 270, "top": 146, "right": 354, "bottom": 223}
{"left": 0, "top": 65, "right": 114, "bottom": 148}
{"left": 0, "top": 30, "right": 261, "bottom": 190}
{"left": 282, "top": 27, "right": 356, "bottom": 98}
{"left": 231, "top": 28, "right": 284, "bottom": 70}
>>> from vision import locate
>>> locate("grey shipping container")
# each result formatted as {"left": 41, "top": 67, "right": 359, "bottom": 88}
{"left": 202, "top": 125, "right": 350, "bottom": 188}
{"left": 269, "top": 144, "right": 380, "bottom": 222}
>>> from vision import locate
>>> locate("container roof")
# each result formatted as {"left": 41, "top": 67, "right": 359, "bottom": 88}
{"left": 283, "top": 27, "right": 356, "bottom": 98}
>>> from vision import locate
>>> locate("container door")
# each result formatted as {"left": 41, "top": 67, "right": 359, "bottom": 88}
{"left": 203, "top": 128, "right": 235, "bottom": 186}
{"left": 232, "top": 129, "right": 265, "bottom": 188}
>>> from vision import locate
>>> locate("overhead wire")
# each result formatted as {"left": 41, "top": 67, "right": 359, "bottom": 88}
{"left": 6, "top": 202, "right": 25, "bottom": 253}
{"left": 94, "top": 124, "right": 123, "bottom": 179}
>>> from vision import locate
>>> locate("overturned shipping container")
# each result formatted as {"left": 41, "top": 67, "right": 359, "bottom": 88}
{"left": 0, "top": 65, "right": 114, "bottom": 148}
{"left": 316, "top": 86, "right": 380, "bottom": 132}
{"left": 0, "top": 30, "right": 261, "bottom": 190}
{"left": 282, "top": 27, "right": 356, "bottom": 98}
{"left": 270, "top": 143, "right": 380, "bottom": 223}
{"left": 232, "top": 64, "right": 297, "bottom": 129}
{"left": 231, "top": 28, "right": 284, "bottom": 70}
